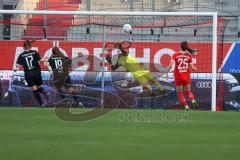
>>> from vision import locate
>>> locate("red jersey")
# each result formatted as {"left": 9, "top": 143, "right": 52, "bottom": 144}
{"left": 172, "top": 51, "right": 192, "bottom": 78}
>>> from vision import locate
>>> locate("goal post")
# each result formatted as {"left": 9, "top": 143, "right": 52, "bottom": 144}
{"left": 0, "top": 10, "right": 218, "bottom": 111}
{"left": 212, "top": 13, "right": 218, "bottom": 112}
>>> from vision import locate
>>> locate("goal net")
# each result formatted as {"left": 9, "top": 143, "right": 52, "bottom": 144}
{"left": 0, "top": 10, "right": 220, "bottom": 111}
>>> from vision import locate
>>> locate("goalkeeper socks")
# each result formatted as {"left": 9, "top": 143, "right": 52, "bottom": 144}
{"left": 154, "top": 81, "right": 163, "bottom": 91}
{"left": 178, "top": 91, "right": 187, "bottom": 107}
{"left": 185, "top": 90, "right": 195, "bottom": 102}
{"left": 32, "top": 90, "right": 43, "bottom": 106}
{"left": 144, "top": 85, "right": 154, "bottom": 95}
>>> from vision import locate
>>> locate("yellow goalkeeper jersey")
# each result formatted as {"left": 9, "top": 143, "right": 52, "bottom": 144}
{"left": 118, "top": 55, "right": 149, "bottom": 78}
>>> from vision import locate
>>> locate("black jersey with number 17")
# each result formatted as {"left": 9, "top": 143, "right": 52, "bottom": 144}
{"left": 48, "top": 56, "right": 72, "bottom": 76}
{"left": 16, "top": 50, "right": 42, "bottom": 73}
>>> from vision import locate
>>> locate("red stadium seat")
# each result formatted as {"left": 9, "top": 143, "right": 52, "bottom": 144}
{"left": 24, "top": 0, "right": 81, "bottom": 40}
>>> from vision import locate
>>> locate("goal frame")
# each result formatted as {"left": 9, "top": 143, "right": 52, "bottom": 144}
{"left": 0, "top": 10, "right": 218, "bottom": 111}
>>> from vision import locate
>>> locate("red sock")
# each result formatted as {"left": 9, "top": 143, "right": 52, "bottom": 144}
{"left": 178, "top": 91, "right": 187, "bottom": 106}
{"left": 185, "top": 90, "right": 195, "bottom": 102}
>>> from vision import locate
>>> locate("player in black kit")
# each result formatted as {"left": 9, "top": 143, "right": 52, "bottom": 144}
{"left": 47, "top": 47, "right": 80, "bottom": 104}
{"left": 16, "top": 40, "right": 48, "bottom": 107}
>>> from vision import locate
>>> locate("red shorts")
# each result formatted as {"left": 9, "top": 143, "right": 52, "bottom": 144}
{"left": 174, "top": 74, "right": 191, "bottom": 86}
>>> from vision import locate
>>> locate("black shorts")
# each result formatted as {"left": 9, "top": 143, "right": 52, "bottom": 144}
{"left": 25, "top": 71, "right": 43, "bottom": 87}
{"left": 54, "top": 75, "right": 73, "bottom": 89}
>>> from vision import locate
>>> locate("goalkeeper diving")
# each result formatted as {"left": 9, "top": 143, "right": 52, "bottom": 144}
{"left": 105, "top": 44, "right": 166, "bottom": 96}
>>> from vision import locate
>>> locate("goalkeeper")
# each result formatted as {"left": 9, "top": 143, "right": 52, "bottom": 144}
{"left": 106, "top": 45, "right": 165, "bottom": 96}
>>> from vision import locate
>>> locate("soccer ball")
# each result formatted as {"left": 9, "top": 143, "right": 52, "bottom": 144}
{"left": 123, "top": 24, "right": 132, "bottom": 33}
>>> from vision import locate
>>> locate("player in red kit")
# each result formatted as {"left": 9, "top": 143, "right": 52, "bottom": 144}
{"left": 167, "top": 41, "right": 198, "bottom": 111}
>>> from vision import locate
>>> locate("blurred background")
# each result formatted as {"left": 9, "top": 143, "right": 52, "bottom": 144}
{"left": 0, "top": 0, "right": 239, "bottom": 41}
{"left": 0, "top": 0, "right": 239, "bottom": 110}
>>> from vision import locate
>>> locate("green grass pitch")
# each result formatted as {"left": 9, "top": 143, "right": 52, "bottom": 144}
{"left": 0, "top": 107, "right": 239, "bottom": 160}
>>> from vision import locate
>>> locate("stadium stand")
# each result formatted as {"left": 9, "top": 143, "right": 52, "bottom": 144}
{"left": 0, "top": 0, "right": 239, "bottom": 41}
{"left": 73, "top": 0, "right": 239, "bottom": 42}
{"left": 24, "top": 0, "right": 81, "bottom": 40}
{"left": 10, "top": 0, "right": 40, "bottom": 39}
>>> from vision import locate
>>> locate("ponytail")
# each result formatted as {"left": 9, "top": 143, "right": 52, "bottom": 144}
{"left": 180, "top": 41, "right": 190, "bottom": 51}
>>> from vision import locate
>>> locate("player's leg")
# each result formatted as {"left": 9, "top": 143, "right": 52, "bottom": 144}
{"left": 65, "top": 86, "right": 84, "bottom": 107}
{"left": 64, "top": 76, "right": 80, "bottom": 105}
{"left": 37, "top": 85, "right": 49, "bottom": 102}
{"left": 53, "top": 76, "right": 66, "bottom": 99}
{"left": 35, "top": 72, "right": 49, "bottom": 100}
{"left": 145, "top": 72, "right": 164, "bottom": 92}
{"left": 30, "top": 85, "right": 44, "bottom": 107}
{"left": 142, "top": 83, "right": 155, "bottom": 96}
{"left": 136, "top": 76, "right": 155, "bottom": 96}
{"left": 25, "top": 73, "right": 44, "bottom": 107}
{"left": 56, "top": 87, "right": 65, "bottom": 99}
{"left": 53, "top": 78, "right": 76, "bottom": 107}
{"left": 37, "top": 85, "right": 47, "bottom": 96}
{"left": 184, "top": 84, "right": 198, "bottom": 109}
{"left": 183, "top": 75, "right": 198, "bottom": 109}
{"left": 66, "top": 87, "right": 77, "bottom": 98}
{"left": 175, "top": 78, "right": 189, "bottom": 111}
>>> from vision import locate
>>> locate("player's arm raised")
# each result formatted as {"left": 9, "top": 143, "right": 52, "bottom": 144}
{"left": 190, "top": 63, "right": 197, "bottom": 71}
{"left": 188, "top": 48, "right": 198, "bottom": 55}
{"left": 189, "top": 52, "right": 196, "bottom": 71}
{"left": 165, "top": 61, "right": 174, "bottom": 80}
{"left": 166, "top": 61, "right": 174, "bottom": 73}
{"left": 105, "top": 54, "right": 121, "bottom": 71}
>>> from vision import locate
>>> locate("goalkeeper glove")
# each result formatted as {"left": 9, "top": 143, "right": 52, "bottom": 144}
{"left": 105, "top": 54, "right": 112, "bottom": 64}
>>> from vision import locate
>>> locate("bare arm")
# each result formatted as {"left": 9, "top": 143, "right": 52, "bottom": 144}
{"left": 45, "top": 62, "right": 53, "bottom": 72}
{"left": 188, "top": 49, "right": 198, "bottom": 55}
{"left": 165, "top": 61, "right": 174, "bottom": 80}
{"left": 166, "top": 61, "right": 174, "bottom": 73}
{"left": 40, "top": 57, "right": 48, "bottom": 62}
{"left": 13, "top": 64, "right": 20, "bottom": 71}
{"left": 43, "top": 57, "right": 52, "bottom": 73}
{"left": 190, "top": 63, "right": 197, "bottom": 71}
